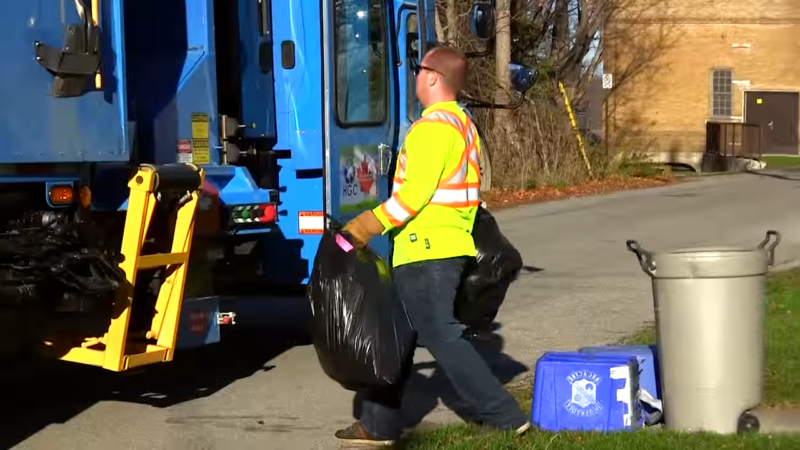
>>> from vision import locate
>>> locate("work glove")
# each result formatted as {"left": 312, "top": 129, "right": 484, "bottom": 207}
{"left": 342, "top": 210, "right": 384, "bottom": 249}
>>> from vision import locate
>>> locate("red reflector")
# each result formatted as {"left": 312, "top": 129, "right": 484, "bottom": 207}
{"left": 258, "top": 204, "right": 277, "bottom": 223}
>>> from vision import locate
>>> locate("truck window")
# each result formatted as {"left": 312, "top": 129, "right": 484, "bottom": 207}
{"left": 406, "top": 13, "right": 421, "bottom": 121}
{"left": 334, "top": 0, "right": 388, "bottom": 126}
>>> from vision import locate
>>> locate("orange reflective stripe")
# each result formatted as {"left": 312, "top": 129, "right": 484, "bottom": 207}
{"left": 381, "top": 192, "right": 418, "bottom": 227}
{"left": 435, "top": 200, "right": 481, "bottom": 208}
{"left": 409, "top": 117, "right": 466, "bottom": 182}
{"left": 404, "top": 115, "right": 462, "bottom": 140}
{"left": 393, "top": 192, "right": 416, "bottom": 215}
{"left": 390, "top": 108, "right": 482, "bottom": 210}
{"left": 435, "top": 181, "right": 481, "bottom": 190}
{"left": 439, "top": 118, "right": 471, "bottom": 182}
{"left": 466, "top": 143, "right": 481, "bottom": 176}
{"left": 380, "top": 202, "right": 405, "bottom": 227}
{"left": 440, "top": 159, "right": 466, "bottom": 183}
{"left": 393, "top": 112, "right": 471, "bottom": 183}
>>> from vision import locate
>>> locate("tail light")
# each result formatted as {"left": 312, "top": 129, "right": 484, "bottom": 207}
{"left": 48, "top": 185, "right": 74, "bottom": 206}
{"left": 229, "top": 203, "right": 278, "bottom": 224}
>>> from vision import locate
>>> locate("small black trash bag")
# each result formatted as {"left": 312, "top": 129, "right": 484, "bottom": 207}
{"left": 455, "top": 207, "right": 523, "bottom": 330}
{"left": 307, "top": 229, "right": 416, "bottom": 391}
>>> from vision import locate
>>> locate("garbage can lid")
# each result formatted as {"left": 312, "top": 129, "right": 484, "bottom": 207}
{"left": 653, "top": 246, "right": 769, "bottom": 279}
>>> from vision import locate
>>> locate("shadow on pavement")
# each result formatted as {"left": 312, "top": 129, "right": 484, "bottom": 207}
{"left": 350, "top": 325, "right": 528, "bottom": 432}
{"left": 0, "top": 295, "right": 312, "bottom": 450}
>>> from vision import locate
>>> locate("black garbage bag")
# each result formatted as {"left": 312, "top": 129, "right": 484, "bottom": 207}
{"left": 307, "top": 229, "right": 416, "bottom": 391}
{"left": 455, "top": 207, "right": 523, "bottom": 331}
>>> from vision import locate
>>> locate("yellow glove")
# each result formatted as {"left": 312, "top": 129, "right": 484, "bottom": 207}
{"left": 342, "top": 210, "right": 385, "bottom": 249}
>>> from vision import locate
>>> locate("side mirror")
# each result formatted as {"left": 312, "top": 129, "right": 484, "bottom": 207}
{"left": 509, "top": 62, "right": 537, "bottom": 93}
{"left": 458, "top": 62, "right": 536, "bottom": 110}
{"left": 469, "top": 0, "right": 495, "bottom": 40}
{"left": 406, "top": 34, "right": 419, "bottom": 59}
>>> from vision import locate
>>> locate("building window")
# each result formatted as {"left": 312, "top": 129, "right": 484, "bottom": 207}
{"left": 711, "top": 68, "right": 733, "bottom": 117}
{"left": 334, "top": 0, "right": 388, "bottom": 126}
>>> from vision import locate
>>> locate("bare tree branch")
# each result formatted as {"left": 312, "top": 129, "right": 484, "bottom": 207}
{"left": 425, "top": 0, "right": 674, "bottom": 187}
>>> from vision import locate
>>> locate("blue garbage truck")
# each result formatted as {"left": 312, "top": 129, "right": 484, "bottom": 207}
{"left": 0, "top": 0, "right": 532, "bottom": 372}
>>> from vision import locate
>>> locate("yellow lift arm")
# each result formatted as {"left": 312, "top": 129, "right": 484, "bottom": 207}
{"left": 49, "top": 164, "right": 204, "bottom": 372}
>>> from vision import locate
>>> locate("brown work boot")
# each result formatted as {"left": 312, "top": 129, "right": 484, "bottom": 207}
{"left": 478, "top": 420, "right": 533, "bottom": 436}
{"left": 516, "top": 422, "right": 532, "bottom": 435}
{"left": 334, "top": 422, "right": 395, "bottom": 447}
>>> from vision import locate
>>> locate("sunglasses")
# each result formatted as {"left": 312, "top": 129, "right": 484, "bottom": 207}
{"left": 413, "top": 63, "right": 441, "bottom": 77}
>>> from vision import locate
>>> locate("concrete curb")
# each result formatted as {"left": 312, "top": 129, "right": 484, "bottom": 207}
{"left": 770, "top": 258, "right": 800, "bottom": 273}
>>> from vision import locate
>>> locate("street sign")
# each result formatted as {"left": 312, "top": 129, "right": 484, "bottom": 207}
{"left": 602, "top": 73, "right": 613, "bottom": 90}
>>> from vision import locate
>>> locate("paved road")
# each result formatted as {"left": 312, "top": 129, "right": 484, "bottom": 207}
{"left": 8, "top": 170, "right": 800, "bottom": 450}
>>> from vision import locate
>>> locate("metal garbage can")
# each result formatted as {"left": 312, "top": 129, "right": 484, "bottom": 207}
{"left": 626, "top": 231, "right": 781, "bottom": 434}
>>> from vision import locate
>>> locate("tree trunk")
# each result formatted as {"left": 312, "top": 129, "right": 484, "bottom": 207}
{"left": 434, "top": 7, "right": 445, "bottom": 42}
{"left": 552, "top": 0, "right": 570, "bottom": 57}
{"left": 446, "top": 0, "right": 457, "bottom": 44}
{"left": 492, "top": 0, "right": 513, "bottom": 155}
{"left": 494, "top": 0, "right": 512, "bottom": 105}
{"left": 480, "top": 140, "right": 493, "bottom": 192}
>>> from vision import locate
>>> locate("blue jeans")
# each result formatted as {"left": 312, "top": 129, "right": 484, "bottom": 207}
{"left": 359, "top": 257, "right": 528, "bottom": 440}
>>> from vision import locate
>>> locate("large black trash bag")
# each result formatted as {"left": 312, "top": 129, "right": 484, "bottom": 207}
{"left": 307, "top": 229, "right": 416, "bottom": 391}
{"left": 455, "top": 207, "right": 523, "bottom": 331}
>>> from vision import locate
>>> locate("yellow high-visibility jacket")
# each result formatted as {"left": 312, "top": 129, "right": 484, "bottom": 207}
{"left": 372, "top": 101, "right": 482, "bottom": 267}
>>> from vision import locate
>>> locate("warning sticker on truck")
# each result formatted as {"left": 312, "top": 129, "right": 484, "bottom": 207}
{"left": 191, "top": 113, "right": 211, "bottom": 165}
{"left": 191, "top": 113, "right": 210, "bottom": 139}
{"left": 177, "top": 140, "right": 193, "bottom": 163}
{"left": 192, "top": 139, "right": 210, "bottom": 165}
{"left": 298, "top": 211, "right": 325, "bottom": 235}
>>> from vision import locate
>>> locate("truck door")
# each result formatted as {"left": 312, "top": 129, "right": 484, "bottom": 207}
{"left": 397, "top": 5, "right": 422, "bottom": 138}
{"left": 323, "top": 0, "right": 399, "bottom": 258}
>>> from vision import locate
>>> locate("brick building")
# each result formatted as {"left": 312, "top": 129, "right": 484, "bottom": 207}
{"left": 605, "top": 1, "right": 800, "bottom": 169}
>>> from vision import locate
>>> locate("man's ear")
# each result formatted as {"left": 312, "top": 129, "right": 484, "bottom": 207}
{"left": 427, "top": 72, "right": 438, "bottom": 87}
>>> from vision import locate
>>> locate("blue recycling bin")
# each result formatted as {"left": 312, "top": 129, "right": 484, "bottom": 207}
{"left": 532, "top": 351, "right": 641, "bottom": 432}
{"left": 579, "top": 345, "right": 660, "bottom": 400}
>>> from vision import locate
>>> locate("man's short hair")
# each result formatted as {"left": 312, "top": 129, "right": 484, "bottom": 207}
{"left": 424, "top": 46, "right": 468, "bottom": 94}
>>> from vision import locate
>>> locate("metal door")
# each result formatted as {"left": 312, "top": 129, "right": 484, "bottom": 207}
{"left": 1, "top": 0, "right": 130, "bottom": 164}
{"left": 396, "top": 4, "right": 422, "bottom": 136}
{"left": 745, "top": 91, "right": 800, "bottom": 155}
{"left": 323, "top": 0, "right": 399, "bottom": 258}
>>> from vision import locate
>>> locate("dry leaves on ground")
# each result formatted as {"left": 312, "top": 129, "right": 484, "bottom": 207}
{"left": 483, "top": 175, "right": 678, "bottom": 209}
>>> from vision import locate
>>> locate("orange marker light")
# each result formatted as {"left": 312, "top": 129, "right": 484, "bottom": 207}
{"left": 49, "top": 186, "right": 74, "bottom": 205}
{"left": 78, "top": 186, "right": 92, "bottom": 208}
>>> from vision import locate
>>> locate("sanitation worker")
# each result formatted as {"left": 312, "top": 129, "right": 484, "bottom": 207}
{"left": 336, "top": 45, "right": 530, "bottom": 447}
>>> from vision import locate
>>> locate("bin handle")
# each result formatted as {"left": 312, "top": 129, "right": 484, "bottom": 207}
{"left": 757, "top": 230, "right": 781, "bottom": 267}
{"left": 626, "top": 240, "right": 656, "bottom": 278}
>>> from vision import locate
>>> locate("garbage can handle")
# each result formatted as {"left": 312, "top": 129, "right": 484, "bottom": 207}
{"left": 626, "top": 240, "right": 656, "bottom": 277}
{"left": 757, "top": 230, "right": 781, "bottom": 267}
